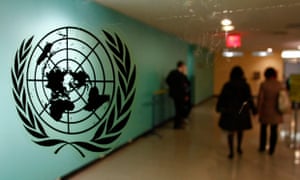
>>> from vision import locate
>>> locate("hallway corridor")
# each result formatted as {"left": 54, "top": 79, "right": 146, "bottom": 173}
{"left": 69, "top": 98, "right": 300, "bottom": 180}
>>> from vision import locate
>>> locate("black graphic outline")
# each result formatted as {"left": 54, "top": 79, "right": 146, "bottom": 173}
{"left": 28, "top": 27, "right": 115, "bottom": 134}
{"left": 11, "top": 28, "right": 136, "bottom": 157}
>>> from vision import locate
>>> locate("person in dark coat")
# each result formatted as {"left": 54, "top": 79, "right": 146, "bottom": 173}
{"left": 216, "top": 66, "right": 257, "bottom": 159}
{"left": 166, "top": 61, "right": 191, "bottom": 129}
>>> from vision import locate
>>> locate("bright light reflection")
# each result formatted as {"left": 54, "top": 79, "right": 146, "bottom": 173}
{"left": 295, "top": 150, "right": 300, "bottom": 158}
{"left": 295, "top": 150, "right": 300, "bottom": 165}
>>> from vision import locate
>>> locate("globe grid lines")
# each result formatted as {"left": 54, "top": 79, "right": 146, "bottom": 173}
{"left": 12, "top": 28, "right": 136, "bottom": 156}
{"left": 26, "top": 27, "right": 116, "bottom": 135}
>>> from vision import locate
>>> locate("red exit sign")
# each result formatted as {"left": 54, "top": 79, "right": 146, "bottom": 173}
{"left": 226, "top": 33, "right": 241, "bottom": 48}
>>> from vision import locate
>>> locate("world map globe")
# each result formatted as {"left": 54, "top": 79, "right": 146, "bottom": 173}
{"left": 26, "top": 27, "right": 115, "bottom": 134}
{"left": 46, "top": 67, "right": 109, "bottom": 121}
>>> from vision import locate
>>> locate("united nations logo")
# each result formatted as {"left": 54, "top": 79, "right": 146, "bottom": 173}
{"left": 11, "top": 27, "right": 136, "bottom": 157}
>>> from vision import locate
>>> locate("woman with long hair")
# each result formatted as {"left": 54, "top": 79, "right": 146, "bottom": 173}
{"left": 216, "top": 66, "right": 257, "bottom": 159}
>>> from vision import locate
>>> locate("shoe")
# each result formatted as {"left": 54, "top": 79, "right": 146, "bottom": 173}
{"left": 258, "top": 148, "right": 265, "bottom": 153}
{"left": 228, "top": 153, "right": 234, "bottom": 159}
{"left": 174, "top": 126, "right": 184, "bottom": 130}
{"left": 237, "top": 148, "right": 243, "bottom": 155}
{"left": 183, "top": 118, "right": 189, "bottom": 125}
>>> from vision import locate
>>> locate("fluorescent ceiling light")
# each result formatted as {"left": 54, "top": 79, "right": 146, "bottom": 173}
{"left": 222, "top": 25, "right": 234, "bottom": 31}
{"left": 222, "top": 50, "right": 244, "bottom": 57}
{"left": 281, "top": 50, "right": 300, "bottom": 58}
{"left": 252, "top": 51, "right": 273, "bottom": 57}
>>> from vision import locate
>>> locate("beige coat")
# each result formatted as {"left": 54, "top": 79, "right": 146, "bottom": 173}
{"left": 257, "top": 79, "right": 283, "bottom": 124}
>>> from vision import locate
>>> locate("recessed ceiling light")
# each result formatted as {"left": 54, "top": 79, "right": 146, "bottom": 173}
{"left": 267, "top": 48, "right": 273, "bottom": 53}
{"left": 221, "top": 18, "right": 232, "bottom": 26}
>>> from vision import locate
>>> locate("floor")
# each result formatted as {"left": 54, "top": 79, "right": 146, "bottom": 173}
{"left": 68, "top": 98, "right": 300, "bottom": 180}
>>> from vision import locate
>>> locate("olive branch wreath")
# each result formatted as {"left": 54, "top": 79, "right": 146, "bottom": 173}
{"left": 11, "top": 30, "right": 136, "bottom": 157}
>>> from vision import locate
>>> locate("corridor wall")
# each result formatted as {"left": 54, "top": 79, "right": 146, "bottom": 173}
{"left": 0, "top": 0, "right": 193, "bottom": 179}
{"left": 193, "top": 47, "right": 215, "bottom": 103}
{"left": 214, "top": 52, "right": 283, "bottom": 96}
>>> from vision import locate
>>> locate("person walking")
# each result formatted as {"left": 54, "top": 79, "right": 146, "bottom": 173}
{"left": 216, "top": 66, "right": 256, "bottom": 159}
{"left": 257, "top": 67, "right": 284, "bottom": 155}
{"left": 166, "top": 61, "right": 191, "bottom": 129}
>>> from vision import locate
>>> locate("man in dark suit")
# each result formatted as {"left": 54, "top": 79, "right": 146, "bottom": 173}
{"left": 166, "top": 61, "right": 191, "bottom": 129}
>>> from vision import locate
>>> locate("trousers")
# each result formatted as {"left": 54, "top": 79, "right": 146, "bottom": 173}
{"left": 173, "top": 99, "right": 185, "bottom": 128}
{"left": 259, "top": 124, "right": 278, "bottom": 154}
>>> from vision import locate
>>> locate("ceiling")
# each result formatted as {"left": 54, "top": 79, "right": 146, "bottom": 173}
{"left": 95, "top": 0, "right": 300, "bottom": 52}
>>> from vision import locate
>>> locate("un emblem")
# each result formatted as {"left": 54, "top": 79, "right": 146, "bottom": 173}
{"left": 11, "top": 27, "right": 136, "bottom": 157}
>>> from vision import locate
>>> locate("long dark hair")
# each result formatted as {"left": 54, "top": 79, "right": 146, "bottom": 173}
{"left": 230, "top": 66, "right": 245, "bottom": 81}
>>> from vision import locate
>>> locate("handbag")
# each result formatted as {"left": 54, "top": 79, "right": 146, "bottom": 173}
{"left": 277, "top": 90, "right": 292, "bottom": 114}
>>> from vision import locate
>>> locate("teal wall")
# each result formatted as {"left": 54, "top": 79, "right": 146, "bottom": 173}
{"left": 187, "top": 45, "right": 196, "bottom": 104}
{"left": 194, "top": 47, "right": 214, "bottom": 103}
{"left": 0, "top": 0, "right": 213, "bottom": 179}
